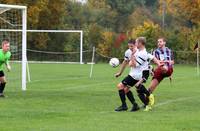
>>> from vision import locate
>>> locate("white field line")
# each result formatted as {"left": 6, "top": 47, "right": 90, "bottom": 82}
{"left": 154, "top": 96, "right": 199, "bottom": 107}
{"left": 48, "top": 96, "right": 199, "bottom": 114}
{"left": 98, "top": 96, "right": 199, "bottom": 114}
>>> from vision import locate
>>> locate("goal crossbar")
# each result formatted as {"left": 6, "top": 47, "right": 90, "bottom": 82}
{"left": 0, "top": 4, "right": 27, "bottom": 9}
{"left": 0, "top": 29, "right": 82, "bottom": 33}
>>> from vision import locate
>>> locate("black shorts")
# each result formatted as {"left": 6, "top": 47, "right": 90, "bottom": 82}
{"left": 121, "top": 75, "right": 138, "bottom": 87}
{"left": 0, "top": 71, "right": 4, "bottom": 77}
{"left": 142, "top": 70, "right": 150, "bottom": 83}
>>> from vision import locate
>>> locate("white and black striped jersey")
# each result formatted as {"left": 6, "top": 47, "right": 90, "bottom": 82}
{"left": 124, "top": 49, "right": 133, "bottom": 61}
{"left": 128, "top": 48, "right": 154, "bottom": 80}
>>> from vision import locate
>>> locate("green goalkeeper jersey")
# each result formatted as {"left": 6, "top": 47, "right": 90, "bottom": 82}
{"left": 0, "top": 49, "right": 11, "bottom": 71}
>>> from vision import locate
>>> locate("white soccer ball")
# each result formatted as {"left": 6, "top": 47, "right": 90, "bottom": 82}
{"left": 109, "top": 58, "right": 120, "bottom": 68}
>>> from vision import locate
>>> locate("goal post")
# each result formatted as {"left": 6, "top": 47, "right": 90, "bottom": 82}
{"left": 197, "top": 40, "right": 200, "bottom": 76}
{"left": 0, "top": 4, "right": 27, "bottom": 91}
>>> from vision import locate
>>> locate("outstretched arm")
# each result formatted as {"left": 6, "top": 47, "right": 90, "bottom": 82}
{"left": 115, "top": 60, "right": 128, "bottom": 77}
{"left": 163, "top": 60, "right": 174, "bottom": 65}
{"left": 129, "top": 49, "right": 138, "bottom": 67}
{"left": 152, "top": 57, "right": 163, "bottom": 66}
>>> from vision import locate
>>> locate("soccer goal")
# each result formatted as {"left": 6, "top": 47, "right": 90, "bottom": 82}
{"left": 0, "top": 4, "right": 27, "bottom": 90}
{"left": 0, "top": 4, "right": 87, "bottom": 91}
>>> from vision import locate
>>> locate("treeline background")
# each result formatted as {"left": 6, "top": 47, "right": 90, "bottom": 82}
{"left": 0, "top": 0, "right": 199, "bottom": 64}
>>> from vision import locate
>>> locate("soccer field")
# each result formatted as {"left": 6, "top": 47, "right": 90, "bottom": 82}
{"left": 1, "top": 63, "right": 200, "bottom": 131}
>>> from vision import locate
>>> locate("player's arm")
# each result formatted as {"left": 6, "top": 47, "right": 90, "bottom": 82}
{"left": 152, "top": 56, "right": 163, "bottom": 66}
{"left": 115, "top": 59, "right": 128, "bottom": 77}
{"left": 128, "top": 49, "right": 138, "bottom": 67}
{"left": 5, "top": 61, "right": 11, "bottom": 72}
{"left": 5, "top": 53, "right": 11, "bottom": 72}
{"left": 129, "top": 55, "right": 137, "bottom": 67}
{"left": 163, "top": 60, "right": 174, "bottom": 65}
{"left": 115, "top": 49, "right": 133, "bottom": 77}
{"left": 135, "top": 79, "right": 144, "bottom": 88}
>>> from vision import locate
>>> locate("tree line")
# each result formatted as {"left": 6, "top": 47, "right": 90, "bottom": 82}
{"left": 0, "top": 0, "right": 199, "bottom": 63}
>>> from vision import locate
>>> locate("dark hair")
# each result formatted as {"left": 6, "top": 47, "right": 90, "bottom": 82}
{"left": 128, "top": 39, "right": 135, "bottom": 45}
{"left": 137, "top": 37, "right": 146, "bottom": 45}
{"left": 158, "top": 37, "right": 166, "bottom": 42}
{"left": 2, "top": 38, "right": 9, "bottom": 43}
{"left": 2, "top": 39, "right": 10, "bottom": 46}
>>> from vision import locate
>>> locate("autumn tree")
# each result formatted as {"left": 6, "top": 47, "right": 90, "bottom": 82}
{"left": 131, "top": 20, "right": 161, "bottom": 50}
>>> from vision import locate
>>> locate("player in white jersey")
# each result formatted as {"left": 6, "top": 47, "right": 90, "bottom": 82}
{"left": 115, "top": 38, "right": 160, "bottom": 112}
{"left": 129, "top": 37, "right": 160, "bottom": 110}
{"left": 115, "top": 39, "right": 140, "bottom": 112}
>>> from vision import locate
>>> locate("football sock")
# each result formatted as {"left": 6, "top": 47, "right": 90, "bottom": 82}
{"left": 126, "top": 91, "right": 136, "bottom": 105}
{"left": 118, "top": 89, "right": 127, "bottom": 107}
{"left": 0, "top": 83, "right": 2, "bottom": 93}
{"left": 137, "top": 85, "right": 149, "bottom": 105}
{"left": 139, "top": 84, "right": 150, "bottom": 96}
{"left": 148, "top": 88, "right": 152, "bottom": 94}
{"left": 137, "top": 92, "right": 148, "bottom": 105}
{"left": 1, "top": 83, "right": 6, "bottom": 93}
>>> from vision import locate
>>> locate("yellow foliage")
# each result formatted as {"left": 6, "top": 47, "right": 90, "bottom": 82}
{"left": 87, "top": 0, "right": 107, "bottom": 9}
{"left": 130, "top": 21, "right": 161, "bottom": 49}
{"left": 97, "top": 31, "right": 114, "bottom": 56}
{"left": 131, "top": 20, "right": 160, "bottom": 38}
{"left": 159, "top": 0, "right": 200, "bottom": 24}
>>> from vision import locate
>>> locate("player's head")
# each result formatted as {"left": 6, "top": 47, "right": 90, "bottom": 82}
{"left": 136, "top": 37, "right": 146, "bottom": 49}
{"left": 2, "top": 39, "right": 10, "bottom": 52}
{"left": 157, "top": 37, "right": 166, "bottom": 48}
{"left": 127, "top": 39, "right": 136, "bottom": 51}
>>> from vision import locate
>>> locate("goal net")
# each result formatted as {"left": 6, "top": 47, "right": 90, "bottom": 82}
{"left": 26, "top": 30, "right": 84, "bottom": 64}
{"left": 0, "top": 4, "right": 27, "bottom": 90}
{"left": 25, "top": 30, "right": 97, "bottom": 83}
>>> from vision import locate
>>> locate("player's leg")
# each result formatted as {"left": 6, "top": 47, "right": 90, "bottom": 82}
{"left": 148, "top": 78, "right": 160, "bottom": 94}
{"left": 148, "top": 67, "right": 173, "bottom": 94}
{"left": 124, "top": 87, "right": 139, "bottom": 111}
{"left": 123, "top": 76, "right": 140, "bottom": 112}
{"left": 148, "top": 66, "right": 173, "bottom": 93}
{"left": 0, "top": 71, "right": 6, "bottom": 97}
{"left": 144, "top": 67, "right": 162, "bottom": 110}
{"left": 115, "top": 75, "right": 139, "bottom": 112}
{"left": 136, "top": 84, "right": 150, "bottom": 105}
{"left": 124, "top": 87, "right": 135, "bottom": 105}
{"left": 145, "top": 66, "right": 170, "bottom": 111}
{"left": 122, "top": 76, "right": 135, "bottom": 104}
{"left": 0, "top": 77, "right": 7, "bottom": 97}
{"left": 142, "top": 79, "right": 159, "bottom": 111}
{"left": 115, "top": 83, "right": 128, "bottom": 111}
{"left": 135, "top": 70, "right": 151, "bottom": 106}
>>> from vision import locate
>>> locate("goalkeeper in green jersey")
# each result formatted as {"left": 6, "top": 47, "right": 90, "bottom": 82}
{"left": 0, "top": 39, "right": 11, "bottom": 97}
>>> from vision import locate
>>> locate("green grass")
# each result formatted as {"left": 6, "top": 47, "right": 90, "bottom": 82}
{"left": 1, "top": 63, "right": 200, "bottom": 131}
